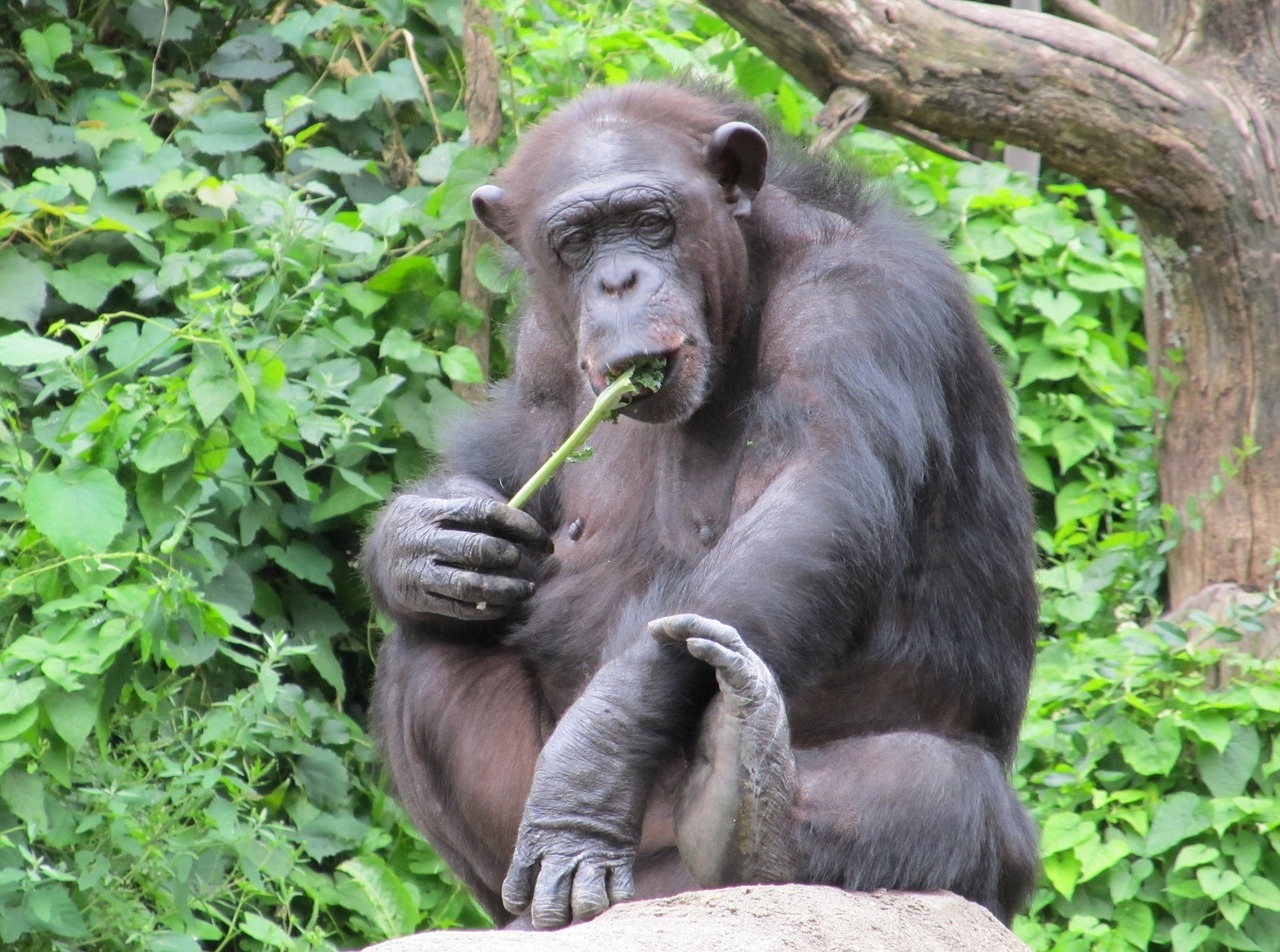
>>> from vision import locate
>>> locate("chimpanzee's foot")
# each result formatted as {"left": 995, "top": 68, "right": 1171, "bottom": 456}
{"left": 648, "top": 614, "right": 801, "bottom": 885}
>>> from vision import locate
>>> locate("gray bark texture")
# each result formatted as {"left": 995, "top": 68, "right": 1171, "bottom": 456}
{"left": 455, "top": 0, "right": 502, "bottom": 402}
{"left": 701, "top": 0, "right": 1280, "bottom": 607}
{"left": 361, "top": 886, "right": 1029, "bottom": 952}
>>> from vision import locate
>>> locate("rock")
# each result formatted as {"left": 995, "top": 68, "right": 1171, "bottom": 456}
{"left": 362, "top": 885, "right": 1029, "bottom": 952}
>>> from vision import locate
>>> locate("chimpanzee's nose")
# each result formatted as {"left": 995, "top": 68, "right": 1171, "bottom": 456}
{"left": 597, "top": 263, "right": 639, "bottom": 297}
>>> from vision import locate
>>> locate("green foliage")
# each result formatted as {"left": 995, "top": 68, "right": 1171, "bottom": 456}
{"left": 0, "top": 1, "right": 1268, "bottom": 951}
{"left": 0, "top": 0, "right": 488, "bottom": 946}
{"left": 1014, "top": 607, "right": 1280, "bottom": 952}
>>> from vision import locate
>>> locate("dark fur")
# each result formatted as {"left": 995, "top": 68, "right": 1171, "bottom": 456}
{"left": 363, "top": 83, "right": 1039, "bottom": 926}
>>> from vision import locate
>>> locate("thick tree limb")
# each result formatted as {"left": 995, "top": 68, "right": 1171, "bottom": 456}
{"left": 703, "top": 0, "right": 1226, "bottom": 224}
{"left": 1054, "top": 0, "right": 1157, "bottom": 53}
{"left": 456, "top": 0, "right": 503, "bottom": 400}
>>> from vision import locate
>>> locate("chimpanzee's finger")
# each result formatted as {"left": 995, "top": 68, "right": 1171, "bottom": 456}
{"left": 529, "top": 862, "right": 574, "bottom": 929}
{"left": 426, "top": 527, "right": 523, "bottom": 571}
{"left": 441, "top": 496, "right": 552, "bottom": 553}
{"left": 570, "top": 861, "right": 610, "bottom": 921}
{"left": 501, "top": 854, "right": 536, "bottom": 916}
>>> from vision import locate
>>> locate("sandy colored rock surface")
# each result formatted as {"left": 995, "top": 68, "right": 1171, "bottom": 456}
{"left": 363, "top": 885, "right": 1029, "bottom": 952}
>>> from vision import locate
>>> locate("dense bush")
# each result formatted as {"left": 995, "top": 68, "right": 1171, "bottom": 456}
{"left": 1, "top": 1, "right": 1274, "bottom": 950}
{"left": 1016, "top": 615, "right": 1280, "bottom": 951}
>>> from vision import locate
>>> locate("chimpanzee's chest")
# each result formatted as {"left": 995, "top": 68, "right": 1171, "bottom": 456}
{"left": 507, "top": 415, "right": 754, "bottom": 704}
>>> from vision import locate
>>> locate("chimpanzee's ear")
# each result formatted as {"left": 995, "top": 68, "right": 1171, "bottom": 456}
{"left": 706, "top": 122, "right": 769, "bottom": 218}
{"left": 471, "top": 185, "right": 517, "bottom": 245}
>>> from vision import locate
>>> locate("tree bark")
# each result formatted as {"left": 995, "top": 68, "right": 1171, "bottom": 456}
{"left": 455, "top": 0, "right": 503, "bottom": 402}
{"left": 702, "top": 0, "right": 1280, "bottom": 605}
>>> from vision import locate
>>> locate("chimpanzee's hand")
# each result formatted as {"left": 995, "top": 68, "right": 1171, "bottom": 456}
{"left": 365, "top": 486, "right": 551, "bottom": 623}
{"left": 501, "top": 696, "right": 643, "bottom": 928}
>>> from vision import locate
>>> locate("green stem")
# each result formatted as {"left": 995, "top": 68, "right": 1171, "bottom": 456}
{"left": 508, "top": 366, "right": 638, "bottom": 509}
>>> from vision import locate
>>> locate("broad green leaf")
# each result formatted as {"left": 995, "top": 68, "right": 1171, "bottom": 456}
{"left": 1114, "top": 715, "right": 1182, "bottom": 776}
{"left": 1, "top": 766, "right": 47, "bottom": 829}
{"left": 1077, "top": 834, "right": 1132, "bottom": 883}
{"left": 1115, "top": 901, "right": 1155, "bottom": 949}
{"left": 296, "top": 747, "right": 349, "bottom": 809}
{"left": 49, "top": 253, "right": 136, "bottom": 311}
{"left": 367, "top": 255, "right": 443, "bottom": 295}
{"left": 1173, "top": 843, "right": 1221, "bottom": 870}
{"left": 0, "top": 111, "right": 77, "bottom": 159}
{"left": 0, "top": 250, "right": 50, "bottom": 328}
{"left": 264, "top": 542, "right": 334, "bottom": 590}
{"left": 1183, "top": 711, "right": 1233, "bottom": 751}
{"left": 1031, "top": 288, "right": 1082, "bottom": 327}
{"left": 1199, "top": 724, "right": 1261, "bottom": 798}
{"left": 1017, "top": 349, "right": 1079, "bottom": 387}
{"left": 1169, "top": 923, "right": 1211, "bottom": 952}
{"left": 22, "top": 466, "right": 127, "bottom": 556}
{"left": 1238, "top": 874, "right": 1280, "bottom": 911}
{"left": 20, "top": 24, "right": 72, "bottom": 82}
{"left": 134, "top": 426, "right": 194, "bottom": 474}
{"left": 188, "top": 348, "right": 240, "bottom": 426}
{"left": 1196, "top": 866, "right": 1242, "bottom": 901}
{"left": 0, "top": 678, "right": 45, "bottom": 717}
{"left": 1067, "top": 269, "right": 1134, "bottom": 293}
{"left": 337, "top": 856, "right": 418, "bottom": 936}
{"left": 206, "top": 34, "right": 292, "bottom": 82}
{"left": 177, "top": 110, "right": 269, "bottom": 156}
{"left": 441, "top": 345, "right": 484, "bottom": 384}
{"left": 1145, "top": 792, "right": 1214, "bottom": 856}
{"left": 1042, "top": 850, "right": 1081, "bottom": 900}
{"left": 44, "top": 688, "right": 99, "bottom": 750}
{"left": 23, "top": 884, "right": 87, "bottom": 938}
{"left": 1041, "top": 812, "right": 1095, "bottom": 854}
{"left": 240, "top": 914, "right": 290, "bottom": 947}
{"left": 0, "top": 330, "right": 72, "bottom": 365}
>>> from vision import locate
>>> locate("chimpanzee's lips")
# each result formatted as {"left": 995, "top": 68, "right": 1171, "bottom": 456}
{"left": 591, "top": 352, "right": 674, "bottom": 400}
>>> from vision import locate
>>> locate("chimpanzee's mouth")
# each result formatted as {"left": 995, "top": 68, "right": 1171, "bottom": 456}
{"left": 609, "top": 353, "right": 673, "bottom": 405}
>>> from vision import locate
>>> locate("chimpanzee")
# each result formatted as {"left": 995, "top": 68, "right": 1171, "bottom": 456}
{"left": 361, "top": 82, "right": 1039, "bottom": 930}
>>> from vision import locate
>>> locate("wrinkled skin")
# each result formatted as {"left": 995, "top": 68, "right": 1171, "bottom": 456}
{"left": 362, "top": 83, "right": 1040, "bottom": 931}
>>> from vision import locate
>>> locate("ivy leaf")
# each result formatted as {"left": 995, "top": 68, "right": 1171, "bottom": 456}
{"left": 49, "top": 254, "right": 136, "bottom": 311}
{"left": 296, "top": 747, "right": 349, "bottom": 809}
{"left": 440, "top": 345, "right": 484, "bottom": 384}
{"left": 177, "top": 110, "right": 269, "bottom": 156}
{"left": 0, "top": 112, "right": 77, "bottom": 159}
{"left": 22, "top": 466, "right": 127, "bottom": 556}
{"left": 0, "top": 331, "right": 72, "bottom": 366}
{"left": 264, "top": 542, "right": 334, "bottom": 590}
{"left": 1144, "top": 792, "right": 1214, "bottom": 856}
{"left": 20, "top": 24, "right": 73, "bottom": 83}
{"left": 1031, "top": 288, "right": 1082, "bottom": 327}
{"left": 1196, "top": 867, "right": 1242, "bottom": 901}
{"left": 206, "top": 34, "right": 292, "bottom": 81}
{"left": 44, "top": 688, "right": 99, "bottom": 750}
{"left": 134, "top": 426, "right": 193, "bottom": 473}
{"left": 1199, "top": 724, "right": 1261, "bottom": 798}
{"left": 188, "top": 348, "right": 240, "bottom": 426}
{"left": 0, "top": 250, "right": 50, "bottom": 328}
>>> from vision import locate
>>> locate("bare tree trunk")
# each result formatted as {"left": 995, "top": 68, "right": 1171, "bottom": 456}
{"left": 455, "top": 0, "right": 503, "bottom": 402}
{"left": 701, "top": 0, "right": 1280, "bottom": 605}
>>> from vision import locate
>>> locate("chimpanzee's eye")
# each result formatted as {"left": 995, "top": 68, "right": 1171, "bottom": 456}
{"left": 633, "top": 210, "right": 673, "bottom": 245}
{"left": 555, "top": 227, "right": 592, "bottom": 265}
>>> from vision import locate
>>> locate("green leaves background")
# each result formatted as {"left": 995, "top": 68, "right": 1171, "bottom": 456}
{"left": 0, "top": 1, "right": 1275, "bottom": 950}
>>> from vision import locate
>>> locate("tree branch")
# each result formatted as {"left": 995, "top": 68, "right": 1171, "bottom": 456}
{"left": 703, "top": 0, "right": 1227, "bottom": 221}
{"left": 1054, "top": 0, "right": 1158, "bottom": 53}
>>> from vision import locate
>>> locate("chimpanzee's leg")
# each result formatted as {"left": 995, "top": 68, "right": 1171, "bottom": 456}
{"left": 371, "top": 631, "right": 551, "bottom": 922}
{"left": 651, "top": 613, "right": 1039, "bottom": 925}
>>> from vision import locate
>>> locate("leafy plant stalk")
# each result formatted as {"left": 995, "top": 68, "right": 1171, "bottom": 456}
{"left": 508, "top": 366, "right": 640, "bottom": 509}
